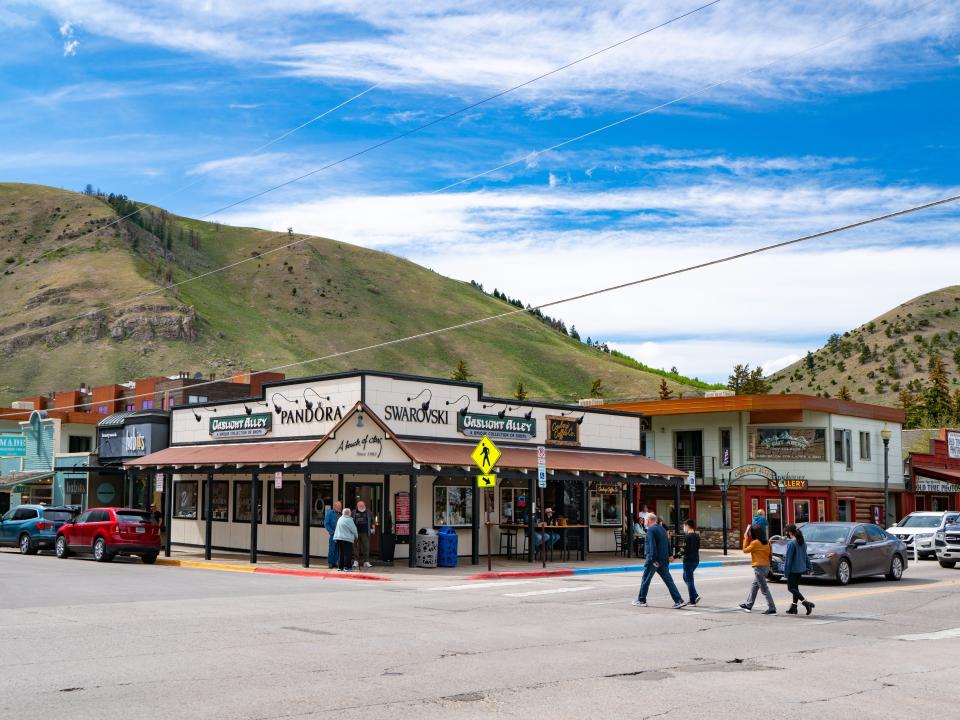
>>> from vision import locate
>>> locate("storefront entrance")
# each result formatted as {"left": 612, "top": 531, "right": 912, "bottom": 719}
{"left": 766, "top": 498, "right": 783, "bottom": 537}
{"left": 346, "top": 482, "right": 383, "bottom": 554}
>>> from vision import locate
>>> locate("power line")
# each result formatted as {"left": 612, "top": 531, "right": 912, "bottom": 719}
{"left": 3, "top": 190, "right": 957, "bottom": 419}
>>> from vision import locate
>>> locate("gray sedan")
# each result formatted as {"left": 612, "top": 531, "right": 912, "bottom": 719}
{"left": 770, "top": 522, "right": 908, "bottom": 586}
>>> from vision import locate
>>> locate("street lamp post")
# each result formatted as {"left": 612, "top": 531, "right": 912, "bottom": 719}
{"left": 881, "top": 427, "right": 892, "bottom": 528}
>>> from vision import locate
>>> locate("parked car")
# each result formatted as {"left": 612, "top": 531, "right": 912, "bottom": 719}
{"left": 887, "top": 511, "right": 959, "bottom": 559}
{"left": 770, "top": 522, "right": 907, "bottom": 585}
{"left": 935, "top": 517, "right": 960, "bottom": 568}
{"left": 55, "top": 507, "right": 160, "bottom": 563}
{"left": 0, "top": 505, "right": 79, "bottom": 554}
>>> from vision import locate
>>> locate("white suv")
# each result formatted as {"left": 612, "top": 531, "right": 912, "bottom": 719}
{"left": 887, "top": 512, "right": 959, "bottom": 559}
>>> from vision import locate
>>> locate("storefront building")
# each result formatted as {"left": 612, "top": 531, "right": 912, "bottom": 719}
{"left": 95, "top": 409, "right": 171, "bottom": 510}
{"left": 905, "top": 429, "right": 960, "bottom": 513}
{"left": 128, "top": 370, "right": 685, "bottom": 566}
{"left": 605, "top": 394, "right": 905, "bottom": 543}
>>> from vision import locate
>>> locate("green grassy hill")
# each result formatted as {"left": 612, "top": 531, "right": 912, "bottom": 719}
{"left": 0, "top": 183, "right": 714, "bottom": 403}
{"left": 768, "top": 286, "right": 960, "bottom": 405}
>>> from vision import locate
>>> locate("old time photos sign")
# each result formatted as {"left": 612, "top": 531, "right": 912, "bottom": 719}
{"left": 748, "top": 427, "right": 826, "bottom": 461}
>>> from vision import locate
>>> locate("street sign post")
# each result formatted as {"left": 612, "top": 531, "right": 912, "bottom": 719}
{"left": 687, "top": 470, "right": 696, "bottom": 493}
{"left": 472, "top": 435, "right": 501, "bottom": 571}
{"left": 537, "top": 446, "right": 547, "bottom": 567}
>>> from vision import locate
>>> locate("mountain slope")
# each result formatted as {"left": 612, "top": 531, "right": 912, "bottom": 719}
{"left": 768, "top": 286, "right": 960, "bottom": 405}
{"left": 0, "top": 183, "right": 710, "bottom": 403}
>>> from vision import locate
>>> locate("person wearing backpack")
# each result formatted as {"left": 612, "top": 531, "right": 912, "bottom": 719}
{"left": 783, "top": 523, "right": 815, "bottom": 615}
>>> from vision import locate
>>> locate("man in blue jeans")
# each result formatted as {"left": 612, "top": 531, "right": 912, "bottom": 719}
{"left": 634, "top": 513, "right": 686, "bottom": 609}
{"left": 324, "top": 501, "right": 342, "bottom": 569}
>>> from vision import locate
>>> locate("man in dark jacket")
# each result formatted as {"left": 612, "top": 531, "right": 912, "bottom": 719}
{"left": 634, "top": 514, "right": 685, "bottom": 609}
{"left": 682, "top": 518, "right": 701, "bottom": 606}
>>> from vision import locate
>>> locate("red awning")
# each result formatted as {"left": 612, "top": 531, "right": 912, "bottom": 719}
{"left": 403, "top": 441, "right": 685, "bottom": 477}
{"left": 913, "top": 465, "right": 960, "bottom": 485}
{"left": 126, "top": 440, "right": 322, "bottom": 469}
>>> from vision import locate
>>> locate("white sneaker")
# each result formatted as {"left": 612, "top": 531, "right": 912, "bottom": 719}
{"left": 363, "top": 562, "right": 372, "bottom": 568}
{"left": 352, "top": 560, "right": 359, "bottom": 568}
{"left": 632, "top": 600, "right": 647, "bottom": 607}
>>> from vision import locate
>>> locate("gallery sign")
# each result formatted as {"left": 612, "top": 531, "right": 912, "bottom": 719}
{"left": 767, "top": 477, "right": 808, "bottom": 490}
{"left": 546, "top": 415, "right": 580, "bottom": 447}
{"left": 210, "top": 413, "right": 272, "bottom": 439}
{"left": 458, "top": 412, "right": 536, "bottom": 440}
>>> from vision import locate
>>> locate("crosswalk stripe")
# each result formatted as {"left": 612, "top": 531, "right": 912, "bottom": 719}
{"left": 893, "top": 627, "right": 960, "bottom": 641}
{"left": 425, "top": 581, "right": 534, "bottom": 592}
{"left": 505, "top": 586, "right": 597, "bottom": 598}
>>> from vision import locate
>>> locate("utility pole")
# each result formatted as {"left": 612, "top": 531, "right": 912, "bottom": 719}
{"left": 881, "top": 427, "right": 892, "bottom": 527}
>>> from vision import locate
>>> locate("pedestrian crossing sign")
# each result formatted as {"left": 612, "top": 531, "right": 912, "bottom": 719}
{"left": 477, "top": 474, "right": 497, "bottom": 488}
{"left": 470, "top": 434, "right": 501, "bottom": 473}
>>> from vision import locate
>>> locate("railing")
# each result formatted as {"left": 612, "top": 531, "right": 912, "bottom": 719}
{"left": 672, "top": 455, "right": 718, "bottom": 482}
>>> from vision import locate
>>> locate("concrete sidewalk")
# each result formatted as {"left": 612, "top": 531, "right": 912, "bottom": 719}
{"left": 155, "top": 547, "right": 750, "bottom": 582}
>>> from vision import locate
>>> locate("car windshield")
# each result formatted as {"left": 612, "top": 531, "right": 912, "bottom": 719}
{"left": 42, "top": 510, "right": 75, "bottom": 522}
{"left": 896, "top": 515, "right": 942, "bottom": 528}
{"left": 116, "top": 511, "right": 152, "bottom": 524}
{"left": 800, "top": 525, "right": 850, "bottom": 544}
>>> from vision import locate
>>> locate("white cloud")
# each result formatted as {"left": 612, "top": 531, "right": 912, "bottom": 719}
{"left": 187, "top": 152, "right": 291, "bottom": 177}
{"left": 62, "top": 38, "right": 78, "bottom": 56}
{"left": 228, "top": 103, "right": 261, "bottom": 109}
{"left": 58, "top": 20, "right": 72, "bottom": 36}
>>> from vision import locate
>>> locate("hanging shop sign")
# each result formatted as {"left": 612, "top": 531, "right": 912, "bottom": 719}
{"left": 748, "top": 427, "right": 827, "bottom": 461}
{"left": 210, "top": 413, "right": 272, "bottom": 439}
{"left": 383, "top": 405, "right": 449, "bottom": 425}
{"left": 0, "top": 434, "right": 26, "bottom": 457}
{"left": 546, "top": 415, "right": 580, "bottom": 447}
{"left": 458, "top": 412, "right": 536, "bottom": 440}
{"left": 767, "top": 477, "right": 808, "bottom": 491}
{"left": 915, "top": 477, "right": 960, "bottom": 494}
{"left": 732, "top": 464, "right": 778, "bottom": 482}
{"left": 65, "top": 478, "right": 86, "bottom": 495}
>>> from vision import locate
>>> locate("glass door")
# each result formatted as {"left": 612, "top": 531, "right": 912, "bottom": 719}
{"left": 765, "top": 498, "right": 783, "bottom": 537}
{"left": 346, "top": 483, "right": 383, "bottom": 553}
{"left": 793, "top": 499, "right": 811, "bottom": 525}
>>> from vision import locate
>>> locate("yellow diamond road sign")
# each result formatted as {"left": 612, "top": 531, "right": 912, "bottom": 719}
{"left": 471, "top": 434, "right": 501, "bottom": 473}
{"left": 477, "top": 474, "right": 497, "bottom": 488}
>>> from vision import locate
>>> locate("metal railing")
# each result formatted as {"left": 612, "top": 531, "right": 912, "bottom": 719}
{"left": 672, "top": 455, "right": 718, "bottom": 482}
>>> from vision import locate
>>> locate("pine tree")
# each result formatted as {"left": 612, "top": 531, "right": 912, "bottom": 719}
{"left": 570, "top": 325, "right": 580, "bottom": 341}
{"left": 658, "top": 379, "right": 673, "bottom": 400}
{"left": 451, "top": 359, "right": 471, "bottom": 382}
{"left": 514, "top": 381, "right": 528, "bottom": 401}
{"left": 837, "top": 385, "right": 852, "bottom": 401}
{"left": 924, "top": 355, "right": 953, "bottom": 425}
{"left": 899, "top": 388, "right": 923, "bottom": 429}
{"left": 589, "top": 378, "right": 605, "bottom": 398}
{"left": 727, "top": 364, "right": 749, "bottom": 394}
{"left": 805, "top": 351, "right": 815, "bottom": 371}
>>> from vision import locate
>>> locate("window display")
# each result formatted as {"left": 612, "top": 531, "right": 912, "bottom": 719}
{"left": 173, "top": 481, "right": 198, "bottom": 519}
{"left": 590, "top": 484, "right": 622, "bottom": 526}
{"left": 202, "top": 480, "right": 229, "bottom": 521}
{"left": 500, "top": 484, "right": 529, "bottom": 524}
{"left": 695, "top": 500, "right": 731, "bottom": 530}
{"left": 233, "top": 480, "right": 262, "bottom": 523}
{"left": 269, "top": 481, "right": 300, "bottom": 525}
{"left": 309, "top": 480, "right": 334, "bottom": 527}
{"left": 433, "top": 482, "right": 473, "bottom": 526}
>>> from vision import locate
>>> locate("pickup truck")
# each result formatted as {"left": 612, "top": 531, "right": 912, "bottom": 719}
{"left": 935, "top": 519, "right": 960, "bottom": 568}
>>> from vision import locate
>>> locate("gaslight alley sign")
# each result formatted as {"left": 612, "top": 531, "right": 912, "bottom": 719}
{"left": 459, "top": 412, "right": 536, "bottom": 440}
{"left": 210, "top": 413, "right": 272, "bottom": 439}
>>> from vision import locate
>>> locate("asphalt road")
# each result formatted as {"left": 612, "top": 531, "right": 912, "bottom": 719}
{"left": 2, "top": 549, "right": 959, "bottom": 719}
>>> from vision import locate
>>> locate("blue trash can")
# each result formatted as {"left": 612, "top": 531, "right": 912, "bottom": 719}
{"left": 437, "top": 526, "right": 459, "bottom": 567}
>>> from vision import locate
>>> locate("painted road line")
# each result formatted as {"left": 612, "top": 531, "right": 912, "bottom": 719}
{"left": 572, "top": 560, "right": 730, "bottom": 576}
{"left": 505, "top": 586, "right": 597, "bottom": 598}
{"left": 893, "top": 627, "right": 960, "bottom": 641}
{"left": 813, "top": 579, "right": 960, "bottom": 603}
{"left": 425, "top": 581, "right": 535, "bottom": 592}
{"left": 157, "top": 559, "right": 255, "bottom": 573}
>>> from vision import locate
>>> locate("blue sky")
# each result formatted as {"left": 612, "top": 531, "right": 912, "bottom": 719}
{"left": 2, "top": 1, "right": 959, "bottom": 385}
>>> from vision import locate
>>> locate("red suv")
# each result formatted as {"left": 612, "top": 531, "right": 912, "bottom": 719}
{"left": 55, "top": 507, "right": 161, "bottom": 564}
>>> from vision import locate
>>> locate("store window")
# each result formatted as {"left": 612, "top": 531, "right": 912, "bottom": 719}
{"left": 201, "top": 480, "right": 229, "bottom": 521}
{"left": 837, "top": 499, "right": 854, "bottom": 522}
{"left": 188, "top": 395, "right": 208, "bottom": 404}
{"left": 590, "top": 484, "right": 623, "bottom": 526}
{"left": 309, "top": 480, "right": 334, "bottom": 527}
{"left": 173, "top": 480, "right": 198, "bottom": 519}
{"left": 233, "top": 480, "right": 262, "bottom": 524}
{"left": 656, "top": 499, "right": 690, "bottom": 529}
{"left": 834, "top": 429, "right": 853, "bottom": 468}
{"left": 695, "top": 500, "right": 731, "bottom": 530}
{"left": 269, "top": 481, "right": 300, "bottom": 525}
{"left": 433, "top": 480, "right": 473, "bottom": 527}
{"left": 720, "top": 428, "right": 732, "bottom": 468}
{"left": 142, "top": 400, "right": 154, "bottom": 409}
{"left": 500, "top": 483, "right": 529, "bottom": 524}
{"left": 68, "top": 435, "right": 91, "bottom": 453}
{"left": 859, "top": 431, "right": 871, "bottom": 460}
{"left": 793, "top": 499, "right": 811, "bottom": 524}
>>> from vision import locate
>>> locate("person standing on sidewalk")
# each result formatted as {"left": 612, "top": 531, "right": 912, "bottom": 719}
{"left": 634, "top": 514, "right": 686, "bottom": 609}
{"left": 353, "top": 500, "right": 373, "bottom": 569}
{"left": 739, "top": 524, "right": 777, "bottom": 615}
{"left": 783, "top": 524, "right": 815, "bottom": 615}
{"left": 333, "top": 508, "right": 357, "bottom": 572}
{"left": 324, "top": 501, "right": 342, "bottom": 569}
{"left": 682, "top": 518, "right": 701, "bottom": 606}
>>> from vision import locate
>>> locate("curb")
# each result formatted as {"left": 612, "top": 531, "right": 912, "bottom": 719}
{"left": 467, "top": 558, "right": 748, "bottom": 581}
{"left": 155, "top": 558, "right": 390, "bottom": 581}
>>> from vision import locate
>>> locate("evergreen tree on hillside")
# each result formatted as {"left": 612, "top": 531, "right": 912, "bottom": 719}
{"left": 727, "top": 364, "right": 771, "bottom": 395}
{"left": 837, "top": 385, "right": 852, "bottom": 401}
{"left": 570, "top": 325, "right": 580, "bottom": 341}
{"left": 589, "top": 378, "right": 605, "bottom": 398}
{"left": 658, "top": 379, "right": 673, "bottom": 400}
{"left": 514, "top": 381, "right": 528, "bottom": 401}
{"left": 924, "top": 356, "right": 953, "bottom": 425}
{"left": 805, "top": 351, "right": 815, "bottom": 371}
{"left": 451, "top": 359, "right": 471, "bottom": 382}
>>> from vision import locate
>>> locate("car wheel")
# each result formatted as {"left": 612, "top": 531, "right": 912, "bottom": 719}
{"left": 939, "top": 560, "right": 957, "bottom": 569}
{"left": 19, "top": 534, "right": 38, "bottom": 555}
{"left": 92, "top": 537, "right": 113, "bottom": 562}
{"left": 55, "top": 535, "right": 70, "bottom": 559}
{"left": 141, "top": 553, "right": 158, "bottom": 565}
{"left": 886, "top": 554, "right": 904, "bottom": 581}
{"left": 836, "top": 558, "right": 852, "bottom": 586}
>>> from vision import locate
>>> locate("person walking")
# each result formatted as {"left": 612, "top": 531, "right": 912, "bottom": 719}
{"left": 333, "top": 508, "right": 358, "bottom": 572}
{"left": 354, "top": 500, "right": 373, "bottom": 569}
{"left": 324, "top": 501, "right": 342, "bottom": 569}
{"left": 634, "top": 514, "right": 686, "bottom": 609}
{"left": 783, "top": 523, "right": 815, "bottom": 615}
{"left": 740, "top": 523, "right": 777, "bottom": 615}
{"left": 682, "top": 518, "right": 701, "bottom": 606}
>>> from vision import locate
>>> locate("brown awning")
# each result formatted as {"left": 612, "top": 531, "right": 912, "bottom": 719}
{"left": 126, "top": 440, "right": 322, "bottom": 469}
{"left": 403, "top": 441, "right": 685, "bottom": 477}
{"left": 913, "top": 465, "right": 960, "bottom": 484}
